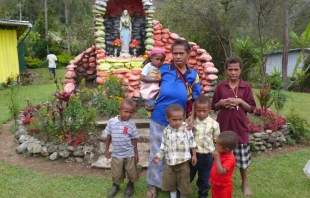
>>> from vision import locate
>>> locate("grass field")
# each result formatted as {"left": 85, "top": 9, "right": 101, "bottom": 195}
{"left": 0, "top": 149, "right": 309, "bottom": 198}
{"left": 0, "top": 79, "right": 310, "bottom": 197}
{"left": 33, "top": 67, "right": 67, "bottom": 84}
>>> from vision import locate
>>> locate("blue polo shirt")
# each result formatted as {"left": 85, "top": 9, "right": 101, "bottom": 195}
{"left": 150, "top": 63, "right": 201, "bottom": 126}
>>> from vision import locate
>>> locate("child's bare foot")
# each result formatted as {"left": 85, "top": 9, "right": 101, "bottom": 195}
{"left": 242, "top": 182, "right": 252, "bottom": 196}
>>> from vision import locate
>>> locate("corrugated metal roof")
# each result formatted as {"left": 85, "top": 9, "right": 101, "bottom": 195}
{"left": 267, "top": 48, "right": 310, "bottom": 56}
{"left": 0, "top": 20, "right": 32, "bottom": 39}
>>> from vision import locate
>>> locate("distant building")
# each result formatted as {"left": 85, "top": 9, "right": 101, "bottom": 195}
{"left": 0, "top": 20, "right": 32, "bottom": 83}
{"left": 266, "top": 48, "right": 310, "bottom": 77}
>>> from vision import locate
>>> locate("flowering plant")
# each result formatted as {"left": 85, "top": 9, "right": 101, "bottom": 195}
{"left": 248, "top": 107, "right": 287, "bottom": 133}
{"left": 130, "top": 39, "right": 139, "bottom": 48}
{"left": 112, "top": 39, "right": 121, "bottom": 48}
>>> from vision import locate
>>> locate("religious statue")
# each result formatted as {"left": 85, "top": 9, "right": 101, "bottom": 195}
{"left": 120, "top": 10, "right": 132, "bottom": 57}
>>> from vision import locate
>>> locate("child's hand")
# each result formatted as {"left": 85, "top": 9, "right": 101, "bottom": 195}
{"left": 156, "top": 74, "right": 161, "bottom": 81}
{"left": 105, "top": 151, "right": 111, "bottom": 159}
{"left": 135, "top": 154, "right": 139, "bottom": 164}
{"left": 212, "top": 150, "right": 220, "bottom": 159}
{"left": 191, "top": 155, "right": 197, "bottom": 166}
{"left": 152, "top": 156, "right": 159, "bottom": 164}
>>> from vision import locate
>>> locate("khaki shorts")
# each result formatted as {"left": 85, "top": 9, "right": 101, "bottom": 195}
{"left": 162, "top": 161, "right": 192, "bottom": 195}
{"left": 111, "top": 156, "right": 139, "bottom": 185}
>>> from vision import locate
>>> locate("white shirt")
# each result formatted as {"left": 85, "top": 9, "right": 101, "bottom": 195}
{"left": 47, "top": 54, "right": 57, "bottom": 68}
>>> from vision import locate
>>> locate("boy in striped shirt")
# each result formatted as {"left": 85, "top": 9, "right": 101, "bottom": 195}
{"left": 104, "top": 98, "right": 139, "bottom": 198}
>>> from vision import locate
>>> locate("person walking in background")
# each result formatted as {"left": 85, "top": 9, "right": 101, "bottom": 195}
{"left": 212, "top": 56, "right": 256, "bottom": 196}
{"left": 47, "top": 52, "right": 57, "bottom": 80}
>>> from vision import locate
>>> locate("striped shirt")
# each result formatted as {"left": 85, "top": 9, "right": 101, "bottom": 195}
{"left": 156, "top": 122, "right": 197, "bottom": 166}
{"left": 104, "top": 116, "right": 138, "bottom": 158}
{"left": 193, "top": 116, "right": 220, "bottom": 154}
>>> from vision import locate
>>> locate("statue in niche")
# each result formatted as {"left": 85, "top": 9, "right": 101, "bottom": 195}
{"left": 120, "top": 9, "right": 132, "bottom": 56}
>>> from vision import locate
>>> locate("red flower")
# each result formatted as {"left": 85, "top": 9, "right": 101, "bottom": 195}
{"left": 130, "top": 39, "right": 139, "bottom": 48}
{"left": 112, "top": 39, "right": 121, "bottom": 47}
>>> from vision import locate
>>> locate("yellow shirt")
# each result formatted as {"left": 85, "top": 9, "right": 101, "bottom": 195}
{"left": 193, "top": 116, "right": 220, "bottom": 154}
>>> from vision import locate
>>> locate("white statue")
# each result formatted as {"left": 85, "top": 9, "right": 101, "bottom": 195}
{"left": 120, "top": 10, "right": 132, "bottom": 56}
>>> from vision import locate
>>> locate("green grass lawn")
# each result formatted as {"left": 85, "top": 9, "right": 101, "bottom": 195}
{"left": 0, "top": 83, "right": 310, "bottom": 197}
{"left": 0, "top": 149, "right": 309, "bottom": 198}
{"left": 33, "top": 67, "right": 67, "bottom": 84}
{"left": 253, "top": 89, "right": 310, "bottom": 123}
{"left": 0, "top": 84, "right": 56, "bottom": 125}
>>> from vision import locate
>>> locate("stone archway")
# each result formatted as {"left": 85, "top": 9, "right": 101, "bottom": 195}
{"left": 103, "top": 0, "right": 147, "bottom": 56}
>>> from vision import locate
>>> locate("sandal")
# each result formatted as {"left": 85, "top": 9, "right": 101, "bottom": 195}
{"left": 146, "top": 189, "right": 157, "bottom": 198}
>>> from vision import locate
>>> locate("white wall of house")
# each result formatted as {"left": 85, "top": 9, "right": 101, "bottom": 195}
{"left": 265, "top": 49, "right": 310, "bottom": 77}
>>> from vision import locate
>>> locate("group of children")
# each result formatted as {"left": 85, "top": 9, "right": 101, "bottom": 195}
{"left": 104, "top": 48, "right": 240, "bottom": 197}
{"left": 104, "top": 96, "right": 238, "bottom": 198}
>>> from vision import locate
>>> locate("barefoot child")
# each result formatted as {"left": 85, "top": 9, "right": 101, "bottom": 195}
{"left": 190, "top": 95, "right": 220, "bottom": 198}
{"left": 140, "top": 48, "right": 166, "bottom": 109}
{"left": 104, "top": 98, "right": 139, "bottom": 198}
{"left": 153, "top": 104, "right": 197, "bottom": 198}
{"left": 210, "top": 131, "right": 238, "bottom": 198}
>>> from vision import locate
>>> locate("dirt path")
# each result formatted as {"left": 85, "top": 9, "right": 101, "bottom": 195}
{"left": 0, "top": 121, "right": 308, "bottom": 178}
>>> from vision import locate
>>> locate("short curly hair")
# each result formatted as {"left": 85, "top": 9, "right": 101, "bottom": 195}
{"left": 218, "top": 131, "right": 238, "bottom": 151}
{"left": 225, "top": 56, "right": 243, "bottom": 70}
{"left": 166, "top": 104, "right": 184, "bottom": 118}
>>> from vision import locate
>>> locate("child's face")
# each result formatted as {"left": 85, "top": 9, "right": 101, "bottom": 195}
{"left": 215, "top": 137, "right": 230, "bottom": 153}
{"left": 150, "top": 54, "right": 165, "bottom": 68}
{"left": 226, "top": 63, "right": 242, "bottom": 81}
{"left": 194, "top": 103, "right": 210, "bottom": 121}
{"left": 166, "top": 110, "right": 184, "bottom": 129}
{"left": 119, "top": 103, "right": 135, "bottom": 122}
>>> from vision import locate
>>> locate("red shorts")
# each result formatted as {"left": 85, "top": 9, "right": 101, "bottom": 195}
{"left": 212, "top": 185, "right": 233, "bottom": 198}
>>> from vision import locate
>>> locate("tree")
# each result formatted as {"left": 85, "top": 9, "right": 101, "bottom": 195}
{"left": 44, "top": 0, "right": 49, "bottom": 54}
{"left": 250, "top": 0, "right": 282, "bottom": 84}
{"left": 281, "top": 0, "right": 310, "bottom": 90}
{"left": 63, "top": 0, "right": 72, "bottom": 55}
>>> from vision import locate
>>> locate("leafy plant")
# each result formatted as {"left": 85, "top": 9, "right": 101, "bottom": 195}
{"left": 266, "top": 67, "right": 283, "bottom": 90}
{"left": 255, "top": 83, "right": 274, "bottom": 112}
{"left": 57, "top": 53, "right": 75, "bottom": 67}
{"left": 248, "top": 108, "right": 287, "bottom": 133}
{"left": 25, "top": 57, "right": 43, "bottom": 69}
{"left": 137, "top": 108, "right": 149, "bottom": 119}
{"left": 286, "top": 108, "right": 310, "bottom": 143}
{"left": 7, "top": 77, "right": 20, "bottom": 129}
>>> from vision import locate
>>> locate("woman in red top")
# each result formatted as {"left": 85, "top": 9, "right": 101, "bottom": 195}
{"left": 212, "top": 56, "right": 256, "bottom": 196}
{"left": 210, "top": 131, "right": 238, "bottom": 198}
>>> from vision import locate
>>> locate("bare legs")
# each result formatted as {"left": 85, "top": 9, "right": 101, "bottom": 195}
{"left": 240, "top": 168, "right": 252, "bottom": 196}
{"left": 146, "top": 186, "right": 157, "bottom": 198}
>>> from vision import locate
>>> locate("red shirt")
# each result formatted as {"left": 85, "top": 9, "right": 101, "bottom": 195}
{"left": 211, "top": 79, "right": 256, "bottom": 143}
{"left": 210, "top": 152, "right": 236, "bottom": 187}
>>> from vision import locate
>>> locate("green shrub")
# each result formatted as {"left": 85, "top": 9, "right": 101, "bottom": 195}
{"left": 38, "top": 60, "right": 48, "bottom": 68}
{"left": 25, "top": 57, "right": 43, "bottom": 69}
{"left": 57, "top": 53, "right": 75, "bottom": 67}
{"left": 286, "top": 108, "right": 310, "bottom": 143}
{"left": 266, "top": 68, "right": 283, "bottom": 90}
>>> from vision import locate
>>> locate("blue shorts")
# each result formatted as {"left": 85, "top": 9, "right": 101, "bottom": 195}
{"left": 49, "top": 68, "right": 55, "bottom": 73}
